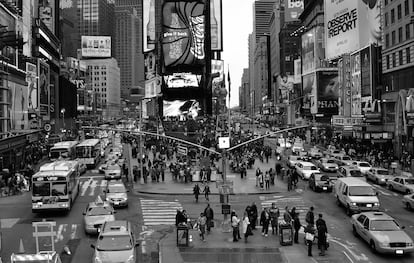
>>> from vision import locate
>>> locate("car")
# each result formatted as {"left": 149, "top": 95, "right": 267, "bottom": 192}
{"left": 366, "top": 168, "right": 393, "bottom": 185}
{"left": 351, "top": 212, "right": 414, "bottom": 254}
{"left": 387, "top": 176, "right": 414, "bottom": 194}
{"left": 295, "top": 161, "right": 319, "bottom": 180}
{"left": 104, "top": 180, "right": 128, "bottom": 208}
{"left": 334, "top": 155, "right": 354, "bottom": 166}
{"left": 338, "top": 165, "right": 363, "bottom": 178}
{"left": 316, "top": 158, "right": 339, "bottom": 172}
{"left": 402, "top": 194, "right": 414, "bottom": 210}
{"left": 287, "top": 155, "right": 303, "bottom": 168}
{"left": 329, "top": 149, "right": 345, "bottom": 159}
{"left": 110, "top": 147, "right": 123, "bottom": 157}
{"left": 292, "top": 142, "right": 304, "bottom": 153}
{"left": 91, "top": 220, "right": 138, "bottom": 263}
{"left": 83, "top": 197, "right": 116, "bottom": 235}
{"left": 104, "top": 163, "right": 122, "bottom": 180}
{"left": 309, "top": 147, "right": 323, "bottom": 159}
{"left": 309, "top": 172, "right": 333, "bottom": 192}
{"left": 352, "top": 161, "right": 372, "bottom": 175}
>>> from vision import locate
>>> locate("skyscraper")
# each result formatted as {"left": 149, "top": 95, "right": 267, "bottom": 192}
{"left": 253, "top": 0, "right": 276, "bottom": 42}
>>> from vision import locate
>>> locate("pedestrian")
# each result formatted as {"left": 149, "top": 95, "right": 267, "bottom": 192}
{"left": 259, "top": 172, "right": 264, "bottom": 190}
{"left": 255, "top": 168, "right": 261, "bottom": 187}
{"left": 304, "top": 223, "right": 316, "bottom": 257}
{"left": 269, "top": 168, "right": 276, "bottom": 185}
{"left": 260, "top": 208, "right": 270, "bottom": 237}
{"left": 316, "top": 214, "right": 328, "bottom": 256}
{"left": 293, "top": 212, "right": 302, "bottom": 244}
{"left": 287, "top": 173, "right": 292, "bottom": 191}
{"left": 283, "top": 206, "right": 293, "bottom": 225}
{"left": 269, "top": 203, "right": 279, "bottom": 235}
{"left": 249, "top": 202, "right": 258, "bottom": 230}
{"left": 203, "top": 184, "right": 210, "bottom": 201}
{"left": 305, "top": 207, "right": 315, "bottom": 226}
{"left": 161, "top": 161, "right": 165, "bottom": 182}
{"left": 193, "top": 183, "right": 200, "bottom": 202}
{"left": 231, "top": 211, "right": 240, "bottom": 242}
{"left": 204, "top": 204, "right": 214, "bottom": 233}
{"left": 265, "top": 171, "right": 270, "bottom": 189}
{"left": 242, "top": 211, "right": 251, "bottom": 243}
{"left": 197, "top": 212, "right": 207, "bottom": 241}
{"left": 175, "top": 209, "right": 186, "bottom": 227}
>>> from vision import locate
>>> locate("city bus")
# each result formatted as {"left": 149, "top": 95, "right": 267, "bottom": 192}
{"left": 31, "top": 161, "right": 81, "bottom": 213}
{"left": 49, "top": 140, "right": 79, "bottom": 161}
{"left": 76, "top": 139, "right": 101, "bottom": 168}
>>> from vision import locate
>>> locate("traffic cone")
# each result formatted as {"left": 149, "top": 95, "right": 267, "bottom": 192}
{"left": 18, "top": 239, "right": 25, "bottom": 254}
{"left": 63, "top": 245, "right": 71, "bottom": 255}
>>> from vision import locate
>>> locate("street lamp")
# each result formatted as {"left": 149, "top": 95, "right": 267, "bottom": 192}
{"left": 61, "top": 108, "right": 66, "bottom": 130}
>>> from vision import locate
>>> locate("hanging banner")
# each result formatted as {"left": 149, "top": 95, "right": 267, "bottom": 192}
{"left": 210, "top": 0, "right": 223, "bottom": 51}
{"left": 38, "top": 60, "right": 50, "bottom": 118}
{"left": 143, "top": 0, "right": 156, "bottom": 52}
{"left": 26, "top": 62, "right": 38, "bottom": 111}
{"left": 351, "top": 52, "right": 362, "bottom": 117}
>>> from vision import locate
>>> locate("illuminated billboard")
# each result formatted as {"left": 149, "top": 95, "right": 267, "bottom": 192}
{"left": 210, "top": 0, "right": 223, "bottom": 51}
{"left": 145, "top": 77, "right": 161, "bottom": 98}
{"left": 26, "top": 62, "right": 38, "bottom": 111}
{"left": 81, "top": 36, "right": 111, "bottom": 58}
{"left": 211, "top": 59, "right": 224, "bottom": 95}
{"left": 324, "top": 0, "right": 381, "bottom": 59}
{"left": 162, "top": 1, "right": 206, "bottom": 73}
{"left": 163, "top": 99, "right": 201, "bottom": 119}
{"left": 143, "top": 0, "right": 156, "bottom": 52}
{"left": 38, "top": 59, "right": 50, "bottom": 117}
{"left": 278, "top": 75, "right": 294, "bottom": 104}
{"left": 351, "top": 52, "right": 362, "bottom": 117}
{"left": 285, "top": 0, "right": 304, "bottom": 22}
{"left": 317, "top": 71, "right": 339, "bottom": 115}
{"left": 145, "top": 52, "right": 157, "bottom": 81}
{"left": 301, "top": 27, "right": 324, "bottom": 75}
{"left": 302, "top": 73, "right": 316, "bottom": 112}
{"left": 164, "top": 73, "right": 201, "bottom": 88}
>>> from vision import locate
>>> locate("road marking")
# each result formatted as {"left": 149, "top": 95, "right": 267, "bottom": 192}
{"left": 0, "top": 218, "right": 20, "bottom": 229}
{"left": 81, "top": 175, "right": 104, "bottom": 180}
{"left": 81, "top": 178, "right": 92, "bottom": 196}
{"left": 89, "top": 180, "right": 97, "bottom": 196}
{"left": 140, "top": 199, "right": 182, "bottom": 226}
{"left": 343, "top": 251, "right": 354, "bottom": 263}
{"left": 226, "top": 174, "right": 236, "bottom": 178}
{"left": 330, "top": 238, "right": 369, "bottom": 261}
{"left": 55, "top": 224, "right": 65, "bottom": 242}
{"left": 70, "top": 224, "right": 77, "bottom": 239}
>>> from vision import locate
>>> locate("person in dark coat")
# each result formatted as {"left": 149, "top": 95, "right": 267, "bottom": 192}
{"left": 203, "top": 184, "right": 210, "bottom": 201}
{"left": 293, "top": 212, "right": 302, "bottom": 243}
{"left": 193, "top": 183, "right": 201, "bottom": 202}
{"left": 204, "top": 204, "right": 214, "bottom": 233}
{"left": 260, "top": 208, "right": 271, "bottom": 237}
{"left": 305, "top": 206, "right": 315, "bottom": 226}
{"left": 249, "top": 202, "right": 258, "bottom": 230}
{"left": 175, "top": 209, "right": 186, "bottom": 226}
{"left": 316, "top": 214, "right": 328, "bottom": 256}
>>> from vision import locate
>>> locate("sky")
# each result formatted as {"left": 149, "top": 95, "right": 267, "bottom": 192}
{"left": 221, "top": 0, "right": 255, "bottom": 107}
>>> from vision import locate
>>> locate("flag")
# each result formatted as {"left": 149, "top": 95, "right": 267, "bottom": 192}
{"left": 227, "top": 66, "right": 231, "bottom": 94}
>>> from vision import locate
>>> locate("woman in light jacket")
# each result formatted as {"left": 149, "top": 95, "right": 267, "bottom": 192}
{"left": 242, "top": 211, "right": 250, "bottom": 243}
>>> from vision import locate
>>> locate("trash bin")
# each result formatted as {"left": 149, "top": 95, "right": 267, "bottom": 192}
{"left": 176, "top": 224, "right": 189, "bottom": 247}
{"left": 279, "top": 223, "right": 293, "bottom": 246}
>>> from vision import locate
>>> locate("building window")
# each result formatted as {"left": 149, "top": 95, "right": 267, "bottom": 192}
{"left": 398, "top": 4, "right": 402, "bottom": 19}
{"left": 407, "top": 47, "right": 411, "bottom": 63}
{"left": 386, "top": 55, "right": 390, "bottom": 69}
{"left": 399, "top": 27, "right": 403, "bottom": 42}
{"left": 392, "top": 30, "right": 396, "bottom": 45}
{"left": 405, "top": 0, "right": 410, "bottom": 15}
{"left": 406, "top": 24, "right": 411, "bottom": 39}
{"left": 386, "top": 34, "right": 390, "bottom": 47}
{"left": 391, "top": 9, "right": 395, "bottom": 23}
{"left": 392, "top": 53, "right": 396, "bottom": 67}
{"left": 399, "top": 50, "right": 403, "bottom": 65}
{"left": 385, "top": 12, "right": 389, "bottom": 26}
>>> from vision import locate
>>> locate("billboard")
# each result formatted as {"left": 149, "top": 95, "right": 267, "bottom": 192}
{"left": 301, "top": 27, "right": 318, "bottom": 75}
{"left": 164, "top": 73, "right": 201, "bottom": 88}
{"left": 351, "top": 52, "right": 362, "bottom": 117}
{"left": 325, "top": 0, "right": 382, "bottom": 59}
{"left": 302, "top": 73, "right": 316, "bottom": 112}
{"left": 144, "top": 52, "right": 157, "bottom": 81}
{"left": 162, "top": 1, "right": 206, "bottom": 73}
{"left": 38, "top": 60, "right": 50, "bottom": 117}
{"left": 293, "top": 59, "right": 301, "bottom": 84}
{"left": 26, "top": 62, "right": 38, "bottom": 111}
{"left": 285, "top": 0, "right": 304, "bottom": 22}
{"left": 163, "top": 99, "right": 201, "bottom": 120}
{"left": 360, "top": 46, "right": 372, "bottom": 98}
{"left": 39, "top": 0, "right": 55, "bottom": 34}
{"left": 278, "top": 75, "right": 294, "bottom": 104}
{"left": 10, "top": 82, "right": 28, "bottom": 130}
{"left": 81, "top": 36, "right": 111, "bottom": 58}
{"left": 211, "top": 59, "right": 224, "bottom": 95}
{"left": 143, "top": 0, "right": 156, "bottom": 52}
{"left": 145, "top": 77, "right": 161, "bottom": 98}
{"left": 210, "top": 0, "right": 223, "bottom": 51}
{"left": 317, "top": 71, "right": 339, "bottom": 115}
{"left": 338, "top": 54, "right": 352, "bottom": 117}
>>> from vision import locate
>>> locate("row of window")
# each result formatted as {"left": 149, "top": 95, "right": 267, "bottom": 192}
{"left": 385, "top": 47, "right": 411, "bottom": 69}
{"left": 384, "top": 0, "right": 412, "bottom": 26}
{"left": 384, "top": 23, "right": 412, "bottom": 47}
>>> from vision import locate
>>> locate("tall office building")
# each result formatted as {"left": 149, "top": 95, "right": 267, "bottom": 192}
{"left": 115, "top": 7, "right": 145, "bottom": 102}
{"left": 114, "top": 0, "right": 142, "bottom": 13}
{"left": 253, "top": 0, "right": 276, "bottom": 42}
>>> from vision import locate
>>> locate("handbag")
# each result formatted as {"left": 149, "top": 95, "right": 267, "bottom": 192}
{"left": 305, "top": 232, "right": 315, "bottom": 241}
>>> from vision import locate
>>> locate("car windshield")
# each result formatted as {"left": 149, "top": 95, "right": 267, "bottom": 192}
{"left": 304, "top": 166, "right": 317, "bottom": 170}
{"left": 350, "top": 170, "right": 363, "bottom": 177}
{"left": 370, "top": 220, "right": 400, "bottom": 231}
{"left": 359, "top": 162, "right": 371, "bottom": 167}
{"left": 349, "top": 186, "right": 376, "bottom": 196}
{"left": 319, "top": 175, "right": 329, "bottom": 181}
{"left": 326, "top": 160, "right": 335, "bottom": 164}
{"left": 87, "top": 206, "right": 114, "bottom": 216}
{"left": 96, "top": 235, "right": 132, "bottom": 251}
{"left": 107, "top": 165, "right": 120, "bottom": 170}
{"left": 376, "top": 170, "right": 389, "bottom": 175}
{"left": 342, "top": 156, "right": 351, "bottom": 161}
{"left": 406, "top": 178, "right": 414, "bottom": 184}
{"left": 107, "top": 186, "right": 125, "bottom": 193}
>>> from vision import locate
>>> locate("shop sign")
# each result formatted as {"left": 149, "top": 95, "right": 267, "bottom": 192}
{"left": 364, "top": 112, "right": 382, "bottom": 123}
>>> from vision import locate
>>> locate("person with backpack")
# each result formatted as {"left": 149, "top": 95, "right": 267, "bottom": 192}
{"left": 305, "top": 206, "right": 315, "bottom": 226}
{"left": 193, "top": 183, "right": 201, "bottom": 202}
{"left": 304, "top": 223, "right": 316, "bottom": 257}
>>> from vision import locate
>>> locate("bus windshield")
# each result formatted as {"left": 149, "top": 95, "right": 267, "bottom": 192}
{"left": 50, "top": 150, "right": 69, "bottom": 159}
{"left": 77, "top": 146, "right": 92, "bottom": 158}
{"left": 32, "top": 182, "right": 50, "bottom": 196}
{"left": 51, "top": 182, "right": 68, "bottom": 196}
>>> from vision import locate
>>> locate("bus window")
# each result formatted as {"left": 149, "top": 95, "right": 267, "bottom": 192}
{"left": 33, "top": 182, "right": 50, "bottom": 196}
{"left": 51, "top": 182, "right": 67, "bottom": 196}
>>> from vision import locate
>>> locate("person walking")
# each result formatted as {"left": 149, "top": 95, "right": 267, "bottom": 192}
{"left": 269, "top": 203, "right": 280, "bottom": 235}
{"left": 255, "top": 168, "right": 261, "bottom": 187}
{"left": 259, "top": 172, "right": 264, "bottom": 190}
{"left": 197, "top": 212, "right": 207, "bottom": 241}
{"left": 293, "top": 212, "right": 302, "bottom": 244}
{"left": 316, "top": 214, "right": 328, "bottom": 256}
{"left": 287, "top": 173, "right": 292, "bottom": 191}
{"left": 242, "top": 211, "right": 251, "bottom": 243}
{"left": 231, "top": 211, "right": 240, "bottom": 242}
{"left": 204, "top": 204, "right": 214, "bottom": 234}
{"left": 203, "top": 184, "right": 211, "bottom": 201}
{"left": 249, "top": 202, "right": 258, "bottom": 230}
{"left": 260, "top": 208, "right": 271, "bottom": 237}
{"left": 305, "top": 207, "right": 315, "bottom": 226}
{"left": 193, "top": 183, "right": 201, "bottom": 202}
{"left": 283, "top": 206, "right": 293, "bottom": 225}
{"left": 304, "top": 223, "right": 316, "bottom": 257}
{"left": 265, "top": 171, "right": 270, "bottom": 189}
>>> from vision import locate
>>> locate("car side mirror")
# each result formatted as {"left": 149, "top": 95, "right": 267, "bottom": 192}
{"left": 90, "top": 244, "right": 96, "bottom": 249}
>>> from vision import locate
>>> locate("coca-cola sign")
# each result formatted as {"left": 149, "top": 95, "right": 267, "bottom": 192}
{"left": 162, "top": 1, "right": 206, "bottom": 73}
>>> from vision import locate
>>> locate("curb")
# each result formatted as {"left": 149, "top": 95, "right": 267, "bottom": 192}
{"left": 134, "top": 190, "right": 284, "bottom": 196}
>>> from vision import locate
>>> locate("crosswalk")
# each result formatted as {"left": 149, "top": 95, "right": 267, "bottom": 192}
{"left": 79, "top": 177, "right": 107, "bottom": 197}
{"left": 140, "top": 199, "right": 183, "bottom": 226}
{"left": 261, "top": 196, "right": 309, "bottom": 224}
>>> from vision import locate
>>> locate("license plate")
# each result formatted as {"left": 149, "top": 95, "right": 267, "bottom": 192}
{"left": 396, "top": 250, "right": 404, "bottom": 255}
{"left": 115, "top": 201, "right": 119, "bottom": 205}
{"left": 111, "top": 176, "right": 114, "bottom": 178}
{"left": 366, "top": 204, "right": 372, "bottom": 208}
{"left": 323, "top": 187, "right": 327, "bottom": 190}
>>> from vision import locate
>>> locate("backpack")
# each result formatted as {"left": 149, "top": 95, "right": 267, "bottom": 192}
{"left": 306, "top": 211, "right": 313, "bottom": 224}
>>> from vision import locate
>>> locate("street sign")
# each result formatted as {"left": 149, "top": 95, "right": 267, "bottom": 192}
{"left": 177, "top": 145, "right": 188, "bottom": 155}
{"left": 44, "top": 124, "right": 51, "bottom": 132}
{"left": 222, "top": 204, "right": 231, "bottom": 214}
{"left": 218, "top": 137, "right": 230, "bottom": 149}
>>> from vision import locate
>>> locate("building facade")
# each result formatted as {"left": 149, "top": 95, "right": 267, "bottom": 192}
{"left": 253, "top": 0, "right": 276, "bottom": 42}
{"left": 239, "top": 68, "right": 250, "bottom": 114}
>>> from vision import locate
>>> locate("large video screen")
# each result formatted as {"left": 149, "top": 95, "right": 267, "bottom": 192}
{"left": 164, "top": 73, "right": 201, "bottom": 88}
{"left": 163, "top": 99, "right": 201, "bottom": 120}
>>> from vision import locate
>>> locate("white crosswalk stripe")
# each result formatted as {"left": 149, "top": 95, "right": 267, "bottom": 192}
{"left": 79, "top": 178, "right": 107, "bottom": 197}
{"left": 140, "top": 199, "right": 183, "bottom": 226}
{"left": 261, "top": 196, "right": 309, "bottom": 223}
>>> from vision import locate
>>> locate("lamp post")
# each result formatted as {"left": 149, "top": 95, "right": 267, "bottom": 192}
{"left": 61, "top": 108, "right": 66, "bottom": 130}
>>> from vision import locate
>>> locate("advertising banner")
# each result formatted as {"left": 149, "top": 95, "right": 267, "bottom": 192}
{"left": 301, "top": 27, "right": 315, "bottom": 75}
{"left": 351, "top": 52, "right": 362, "bottom": 117}
{"left": 338, "top": 54, "right": 352, "bottom": 117}
{"left": 317, "top": 71, "right": 339, "bottom": 115}
{"left": 39, "top": 0, "right": 55, "bottom": 34}
{"left": 10, "top": 82, "right": 28, "bottom": 130}
{"left": 26, "top": 62, "right": 38, "bottom": 111}
{"left": 144, "top": 52, "right": 157, "bottom": 81}
{"left": 145, "top": 76, "right": 161, "bottom": 98}
{"left": 38, "top": 60, "right": 50, "bottom": 117}
{"left": 285, "top": 0, "right": 304, "bottom": 22}
{"left": 325, "top": 0, "right": 382, "bottom": 59}
{"left": 360, "top": 46, "right": 372, "bottom": 98}
{"left": 163, "top": 73, "right": 201, "bottom": 88}
{"left": 293, "top": 59, "right": 301, "bottom": 84}
{"left": 162, "top": 1, "right": 206, "bottom": 73}
{"left": 211, "top": 59, "right": 224, "bottom": 95}
{"left": 81, "top": 36, "right": 111, "bottom": 58}
{"left": 278, "top": 75, "right": 294, "bottom": 104}
{"left": 143, "top": 0, "right": 156, "bottom": 52}
{"left": 302, "top": 73, "right": 316, "bottom": 112}
{"left": 163, "top": 99, "right": 201, "bottom": 120}
{"left": 211, "top": 0, "right": 223, "bottom": 51}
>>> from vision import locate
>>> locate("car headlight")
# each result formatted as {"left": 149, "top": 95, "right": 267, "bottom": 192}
{"left": 374, "top": 203, "right": 379, "bottom": 206}
{"left": 379, "top": 241, "right": 389, "bottom": 247}
{"left": 127, "top": 255, "right": 135, "bottom": 263}
{"left": 351, "top": 202, "right": 357, "bottom": 206}
{"left": 407, "top": 242, "right": 413, "bottom": 247}
{"left": 94, "top": 256, "right": 102, "bottom": 263}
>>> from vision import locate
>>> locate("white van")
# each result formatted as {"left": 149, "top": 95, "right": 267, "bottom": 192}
{"left": 334, "top": 177, "right": 380, "bottom": 216}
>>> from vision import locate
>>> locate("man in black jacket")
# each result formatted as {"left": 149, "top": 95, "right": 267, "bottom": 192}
{"left": 204, "top": 204, "right": 214, "bottom": 233}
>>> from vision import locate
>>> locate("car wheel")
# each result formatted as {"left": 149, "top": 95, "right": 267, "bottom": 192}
{"left": 370, "top": 240, "right": 377, "bottom": 253}
{"left": 352, "top": 225, "right": 359, "bottom": 237}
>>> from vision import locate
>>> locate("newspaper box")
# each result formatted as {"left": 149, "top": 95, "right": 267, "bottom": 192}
{"left": 11, "top": 251, "right": 62, "bottom": 263}
{"left": 279, "top": 223, "right": 293, "bottom": 246}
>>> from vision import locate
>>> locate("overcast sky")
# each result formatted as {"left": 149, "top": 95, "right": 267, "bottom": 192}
{"left": 221, "top": 0, "right": 254, "bottom": 107}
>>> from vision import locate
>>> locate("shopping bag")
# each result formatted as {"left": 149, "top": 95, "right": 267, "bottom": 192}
{"left": 305, "top": 232, "right": 315, "bottom": 241}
